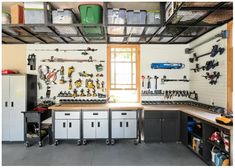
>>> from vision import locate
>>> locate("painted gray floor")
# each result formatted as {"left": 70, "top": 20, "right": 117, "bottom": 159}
{"left": 2, "top": 141, "right": 206, "bottom": 166}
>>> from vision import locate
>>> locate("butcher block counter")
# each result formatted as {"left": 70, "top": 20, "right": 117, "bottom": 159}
{"left": 48, "top": 103, "right": 232, "bottom": 130}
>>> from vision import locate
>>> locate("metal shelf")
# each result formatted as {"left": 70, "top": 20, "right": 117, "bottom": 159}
{"left": 2, "top": 2, "right": 233, "bottom": 44}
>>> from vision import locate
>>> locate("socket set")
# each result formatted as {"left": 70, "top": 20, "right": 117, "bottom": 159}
{"left": 59, "top": 99, "right": 107, "bottom": 104}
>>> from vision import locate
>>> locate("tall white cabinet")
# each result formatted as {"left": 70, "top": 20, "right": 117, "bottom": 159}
{"left": 2, "top": 75, "right": 37, "bottom": 141}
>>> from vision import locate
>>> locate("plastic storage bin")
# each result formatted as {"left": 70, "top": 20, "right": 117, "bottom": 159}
{"left": 126, "top": 10, "right": 146, "bottom": 35}
{"left": 145, "top": 11, "right": 160, "bottom": 35}
{"left": 79, "top": 4, "right": 103, "bottom": 36}
{"left": 2, "top": 12, "right": 11, "bottom": 24}
{"left": 24, "top": 2, "right": 51, "bottom": 24}
{"left": 52, "top": 9, "right": 77, "bottom": 24}
{"left": 107, "top": 8, "right": 126, "bottom": 35}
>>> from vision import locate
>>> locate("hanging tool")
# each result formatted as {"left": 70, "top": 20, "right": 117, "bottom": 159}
{"left": 96, "top": 73, "right": 104, "bottom": 77}
{"left": 185, "top": 30, "right": 228, "bottom": 54}
{"left": 189, "top": 45, "right": 225, "bottom": 63}
{"left": 189, "top": 91, "right": 198, "bottom": 101}
{"left": 154, "top": 76, "right": 159, "bottom": 90}
{"left": 86, "top": 79, "right": 95, "bottom": 89}
{"left": 80, "top": 89, "right": 86, "bottom": 97}
{"left": 190, "top": 63, "right": 206, "bottom": 73}
{"left": 96, "top": 79, "right": 101, "bottom": 89}
{"left": 92, "top": 89, "right": 97, "bottom": 97}
{"left": 46, "top": 86, "right": 51, "bottom": 98}
{"left": 202, "top": 71, "right": 221, "bottom": 85}
{"left": 141, "top": 75, "right": 145, "bottom": 87}
{"left": 74, "top": 79, "right": 82, "bottom": 88}
{"left": 98, "top": 93, "right": 106, "bottom": 98}
{"left": 38, "top": 65, "right": 49, "bottom": 81}
{"left": 68, "top": 79, "right": 72, "bottom": 90}
{"left": 79, "top": 71, "right": 93, "bottom": 78}
{"left": 46, "top": 69, "right": 59, "bottom": 84}
{"left": 68, "top": 66, "right": 75, "bottom": 78}
{"left": 161, "top": 75, "right": 190, "bottom": 84}
{"left": 59, "top": 76, "right": 66, "bottom": 84}
{"left": 204, "top": 60, "right": 219, "bottom": 71}
{"left": 101, "top": 81, "right": 105, "bottom": 92}
{"left": 151, "top": 63, "right": 185, "bottom": 69}
{"left": 27, "top": 53, "right": 36, "bottom": 70}
{"left": 32, "top": 47, "right": 98, "bottom": 52}
{"left": 72, "top": 89, "right": 78, "bottom": 98}
{"left": 87, "top": 89, "right": 92, "bottom": 97}
{"left": 147, "top": 76, "right": 152, "bottom": 89}
{"left": 60, "top": 66, "right": 64, "bottom": 76}
{"left": 41, "top": 56, "right": 105, "bottom": 63}
{"left": 95, "top": 64, "right": 104, "bottom": 72}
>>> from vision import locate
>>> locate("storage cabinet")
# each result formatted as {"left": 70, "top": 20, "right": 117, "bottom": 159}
{"left": 111, "top": 111, "right": 137, "bottom": 144}
{"left": 54, "top": 111, "right": 81, "bottom": 145}
{"left": 144, "top": 111, "right": 180, "bottom": 142}
{"left": 180, "top": 112, "right": 188, "bottom": 145}
{"left": 2, "top": 75, "right": 37, "bottom": 141}
{"left": 82, "top": 111, "right": 109, "bottom": 144}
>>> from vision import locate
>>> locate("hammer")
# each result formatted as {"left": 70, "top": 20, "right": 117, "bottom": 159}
{"left": 147, "top": 76, "right": 152, "bottom": 89}
{"left": 154, "top": 76, "right": 159, "bottom": 90}
{"left": 141, "top": 75, "right": 145, "bottom": 87}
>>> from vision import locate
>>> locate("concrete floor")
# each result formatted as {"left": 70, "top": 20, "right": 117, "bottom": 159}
{"left": 2, "top": 141, "right": 206, "bottom": 166}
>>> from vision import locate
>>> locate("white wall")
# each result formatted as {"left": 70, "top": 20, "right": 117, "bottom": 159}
{"left": 140, "top": 44, "right": 190, "bottom": 101}
{"left": 26, "top": 44, "right": 107, "bottom": 103}
{"left": 189, "top": 25, "right": 227, "bottom": 108}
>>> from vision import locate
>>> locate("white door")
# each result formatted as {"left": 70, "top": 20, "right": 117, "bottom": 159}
{"left": 96, "top": 119, "right": 108, "bottom": 139}
{"left": 112, "top": 119, "right": 124, "bottom": 138}
{"left": 55, "top": 120, "right": 67, "bottom": 139}
{"left": 67, "top": 120, "right": 80, "bottom": 139}
{"left": 124, "top": 119, "right": 137, "bottom": 139}
{"left": 9, "top": 76, "right": 26, "bottom": 141}
{"left": 83, "top": 120, "right": 96, "bottom": 139}
{"left": 2, "top": 76, "right": 10, "bottom": 141}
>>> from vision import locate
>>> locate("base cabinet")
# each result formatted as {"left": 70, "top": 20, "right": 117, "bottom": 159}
{"left": 144, "top": 111, "right": 180, "bottom": 142}
{"left": 112, "top": 119, "right": 137, "bottom": 139}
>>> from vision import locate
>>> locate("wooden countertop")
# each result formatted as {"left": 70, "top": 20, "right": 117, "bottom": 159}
{"left": 49, "top": 103, "right": 232, "bottom": 130}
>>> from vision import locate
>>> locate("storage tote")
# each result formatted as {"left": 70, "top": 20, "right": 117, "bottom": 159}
{"left": 126, "top": 10, "right": 146, "bottom": 35}
{"left": 79, "top": 4, "right": 103, "bottom": 24}
{"left": 52, "top": 9, "right": 77, "bottom": 24}
{"left": 145, "top": 10, "right": 160, "bottom": 35}
{"left": 107, "top": 8, "right": 126, "bottom": 35}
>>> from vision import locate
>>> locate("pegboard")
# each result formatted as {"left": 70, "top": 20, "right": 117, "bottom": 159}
{"left": 189, "top": 24, "right": 227, "bottom": 108}
{"left": 26, "top": 44, "right": 107, "bottom": 103}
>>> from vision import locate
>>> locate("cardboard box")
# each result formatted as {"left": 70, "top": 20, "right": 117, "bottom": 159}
{"left": 11, "top": 4, "right": 24, "bottom": 24}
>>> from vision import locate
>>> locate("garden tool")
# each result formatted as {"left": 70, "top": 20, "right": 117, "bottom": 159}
{"left": 74, "top": 79, "right": 82, "bottom": 88}
{"left": 68, "top": 66, "right": 75, "bottom": 78}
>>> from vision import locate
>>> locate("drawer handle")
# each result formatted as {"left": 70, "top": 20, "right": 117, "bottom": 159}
{"left": 63, "top": 122, "right": 66, "bottom": 128}
{"left": 120, "top": 122, "right": 122, "bottom": 127}
{"left": 121, "top": 113, "right": 127, "bottom": 115}
{"left": 91, "top": 122, "right": 94, "bottom": 127}
{"left": 97, "top": 122, "right": 100, "bottom": 127}
{"left": 126, "top": 122, "right": 128, "bottom": 127}
{"left": 5, "top": 102, "right": 8, "bottom": 107}
{"left": 69, "top": 122, "right": 72, "bottom": 128}
{"left": 11, "top": 102, "right": 14, "bottom": 107}
{"left": 93, "top": 113, "right": 98, "bottom": 115}
{"left": 64, "top": 113, "right": 70, "bottom": 116}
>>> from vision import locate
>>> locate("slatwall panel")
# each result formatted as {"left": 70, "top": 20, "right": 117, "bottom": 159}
{"left": 189, "top": 25, "right": 227, "bottom": 108}
{"left": 140, "top": 44, "right": 190, "bottom": 101}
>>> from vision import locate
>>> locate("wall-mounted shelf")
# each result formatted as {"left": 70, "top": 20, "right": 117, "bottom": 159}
{"left": 2, "top": 2, "right": 233, "bottom": 44}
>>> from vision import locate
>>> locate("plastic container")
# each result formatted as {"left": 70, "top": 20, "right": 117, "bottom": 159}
{"left": 55, "top": 26, "right": 78, "bottom": 35}
{"left": 126, "top": 10, "right": 146, "bottom": 35}
{"left": 24, "top": 2, "right": 51, "bottom": 24}
{"left": 145, "top": 10, "right": 160, "bottom": 35}
{"left": 52, "top": 9, "right": 77, "bottom": 24}
{"left": 2, "top": 12, "right": 11, "bottom": 24}
{"left": 79, "top": 4, "right": 103, "bottom": 24}
{"left": 107, "top": 8, "right": 126, "bottom": 35}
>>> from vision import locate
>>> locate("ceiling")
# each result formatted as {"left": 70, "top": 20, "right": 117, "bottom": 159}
{"left": 2, "top": 2, "right": 233, "bottom": 44}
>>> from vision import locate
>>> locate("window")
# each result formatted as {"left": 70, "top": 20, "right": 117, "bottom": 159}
{"left": 107, "top": 45, "right": 140, "bottom": 103}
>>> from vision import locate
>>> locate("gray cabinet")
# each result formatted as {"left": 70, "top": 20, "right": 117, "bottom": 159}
{"left": 2, "top": 75, "right": 37, "bottom": 141}
{"left": 144, "top": 111, "right": 180, "bottom": 142}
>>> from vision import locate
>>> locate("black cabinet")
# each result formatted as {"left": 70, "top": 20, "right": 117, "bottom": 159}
{"left": 144, "top": 111, "right": 180, "bottom": 142}
{"left": 180, "top": 112, "right": 188, "bottom": 145}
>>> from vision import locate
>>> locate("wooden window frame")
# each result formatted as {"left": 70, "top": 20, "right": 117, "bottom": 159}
{"left": 107, "top": 44, "right": 140, "bottom": 102}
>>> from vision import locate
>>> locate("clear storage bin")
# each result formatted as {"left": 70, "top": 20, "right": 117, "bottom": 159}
{"left": 107, "top": 8, "right": 126, "bottom": 35}
{"left": 52, "top": 9, "right": 77, "bottom": 24}
{"left": 126, "top": 10, "right": 146, "bottom": 35}
{"left": 109, "top": 37, "right": 124, "bottom": 42}
{"left": 2, "top": 12, "right": 11, "bottom": 24}
{"left": 145, "top": 11, "right": 160, "bottom": 35}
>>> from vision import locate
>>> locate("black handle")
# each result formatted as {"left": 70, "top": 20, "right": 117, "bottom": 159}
{"left": 63, "top": 122, "right": 66, "bottom": 128}
{"left": 93, "top": 113, "right": 98, "bottom": 115}
{"left": 121, "top": 113, "right": 127, "bottom": 115}
{"left": 65, "top": 113, "right": 70, "bottom": 116}
{"left": 91, "top": 122, "right": 94, "bottom": 127}
{"left": 126, "top": 122, "right": 128, "bottom": 127}
{"left": 11, "top": 102, "right": 14, "bottom": 107}
{"left": 69, "top": 122, "right": 72, "bottom": 128}
{"left": 97, "top": 122, "right": 100, "bottom": 127}
{"left": 120, "top": 122, "right": 122, "bottom": 127}
{"left": 5, "top": 102, "right": 8, "bottom": 107}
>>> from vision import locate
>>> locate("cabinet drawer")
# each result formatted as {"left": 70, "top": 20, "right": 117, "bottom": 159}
{"left": 83, "top": 111, "right": 108, "bottom": 119}
{"left": 144, "top": 111, "right": 162, "bottom": 119}
{"left": 55, "top": 111, "right": 80, "bottom": 119}
{"left": 112, "top": 111, "right": 136, "bottom": 119}
{"left": 162, "top": 111, "right": 179, "bottom": 119}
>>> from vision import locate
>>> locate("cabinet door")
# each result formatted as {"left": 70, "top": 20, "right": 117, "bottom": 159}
{"left": 112, "top": 119, "right": 124, "bottom": 138}
{"left": 96, "top": 119, "right": 108, "bottom": 139}
{"left": 162, "top": 118, "right": 179, "bottom": 142}
{"left": 9, "top": 76, "right": 26, "bottom": 141}
{"left": 83, "top": 120, "right": 96, "bottom": 139}
{"left": 67, "top": 120, "right": 80, "bottom": 139}
{"left": 2, "top": 76, "right": 10, "bottom": 141}
{"left": 180, "top": 112, "right": 188, "bottom": 145}
{"left": 124, "top": 119, "right": 137, "bottom": 139}
{"left": 55, "top": 120, "right": 68, "bottom": 139}
{"left": 144, "top": 119, "right": 162, "bottom": 142}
